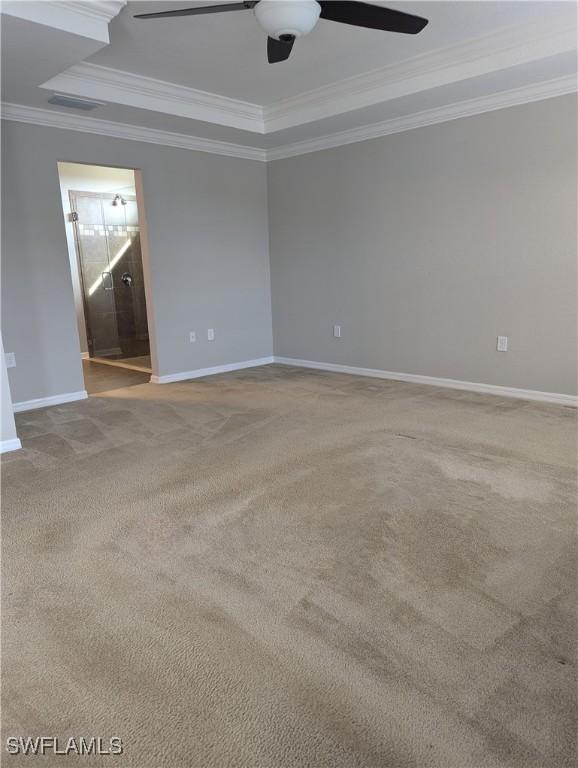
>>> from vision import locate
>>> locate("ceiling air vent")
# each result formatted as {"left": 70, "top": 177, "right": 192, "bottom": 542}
{"left": 48, "top": 94, "right": 106, "bottom": 111}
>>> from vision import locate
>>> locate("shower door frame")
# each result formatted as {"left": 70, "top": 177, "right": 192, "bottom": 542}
{"left": 69, "top": 189, "right": 147, "bottom": 366}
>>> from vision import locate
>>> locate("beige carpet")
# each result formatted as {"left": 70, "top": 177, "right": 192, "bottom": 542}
{"left": 2, "top": 365, "right": 576, "bottom": 767}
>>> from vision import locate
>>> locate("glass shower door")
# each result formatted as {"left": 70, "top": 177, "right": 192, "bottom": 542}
{"left": 102, "top": 196, "right": 149, "bottom": 360}
{"left": 71, "top": 191, "right": 149, "bottom": 363}
{"left": 72, "top": 193, "right": 121, "bottom": 358}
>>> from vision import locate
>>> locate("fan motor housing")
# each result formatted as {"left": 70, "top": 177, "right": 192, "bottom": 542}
{"left": 254, "top": 0, "right": 321, "bottom": 40}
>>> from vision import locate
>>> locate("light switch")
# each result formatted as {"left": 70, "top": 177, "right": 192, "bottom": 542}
{"left": 207, "top": 329, "right": 215, "bottom": 342}
{"left": 333, "top": 325, "right": 342, "bottom": 339}
{"left": 4, "top": 352, "right": 15, "bottom": 368}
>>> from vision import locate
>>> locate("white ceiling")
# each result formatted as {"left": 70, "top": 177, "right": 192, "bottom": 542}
{"left": 1, "top": 0, "right": 577, "bottom": 159}
{"left": 89, "top": 1, "right": 562, "bottom": 104}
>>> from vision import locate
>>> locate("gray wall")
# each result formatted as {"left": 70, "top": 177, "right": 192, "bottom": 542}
{"left": 3, "top": 95, "right": 576, "bottom": 405}
{"left": 1, "top": 122, "right": 272, "bottom": 403}
{"left": 268, "top": 94, "right": 578, "bottom": 396}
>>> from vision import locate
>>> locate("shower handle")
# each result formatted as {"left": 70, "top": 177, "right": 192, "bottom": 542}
{"left": 121, "top": 272, "right": 133, "bottom": 287}
{"left": 101, "top": 271, "right": 113, "bottom": 291}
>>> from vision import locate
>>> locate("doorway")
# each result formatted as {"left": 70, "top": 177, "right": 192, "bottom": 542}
{"left": 58, "top": 162, "right": 154, "bottom": 394}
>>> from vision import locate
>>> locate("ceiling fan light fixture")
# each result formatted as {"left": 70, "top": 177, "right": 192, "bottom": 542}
{"left": 254, "top": 0, "right": 321, "bottom": 40}
{"left": 134, "top": 1, "right": 429, "bottom": 65}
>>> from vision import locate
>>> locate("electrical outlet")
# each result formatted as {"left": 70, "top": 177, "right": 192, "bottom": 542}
{"left": 4, "top": 352, "right": 15, "bottom": 368}
{"left": 497, "top": 335, "right": 508, "bottom": 352}
{"left": 189, "top": 331, "right": 196, "bottom": 343}
{"left": 333, "top": 325, "right": 342, "bottom": 339}
{"left": 207, "top": 328, "right": 215, "bottom": 342}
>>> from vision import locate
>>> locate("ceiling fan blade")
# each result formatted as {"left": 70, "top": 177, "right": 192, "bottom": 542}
{"left": 318, "top": 2, "right": 428, "bottom": 34}
{"left": 134, "top": 2, "right": 257, "bottom": 20}
{"left": 267, "top": 36, "right": 294, "bottom": 64}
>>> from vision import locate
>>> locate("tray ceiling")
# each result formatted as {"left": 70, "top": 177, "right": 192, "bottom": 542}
{"left": 2, "top": 1, "right": 577, "bottom": 159}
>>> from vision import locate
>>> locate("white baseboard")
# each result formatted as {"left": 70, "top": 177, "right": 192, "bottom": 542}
{"left": 13, "top": 390, "right": 88, "bottom": 413}
{"left": 273, "top": 357, "right": 578, "bottom": 407}
{"left": 0, "top": 437, "right": 22, "bottom": 453}
{"left": 13, "top": 359, "right": 570, "bottom": 410}
{"left": 150, "top": 357, "right": 275, "bottom": 384}
{"left": 80, "top": 352, "right": 89, "bottom": 360}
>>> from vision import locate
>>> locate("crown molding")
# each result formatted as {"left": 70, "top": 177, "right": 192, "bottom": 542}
{"left": 267, "top": 75, "right": 578, "bottom": 160}
{"left": 48, "top": 1, "right": 128, "bottom": 24}
{"left": 264, "top": 13, "right": 577, "bottom": 132}
{"left": 36, "top": 13, "right": 576, "bottom": 135}
{"left": 0, "top": 103, "right": 267, "bottom": 162}
{"left": 1, "top": 1, "right": 126, "bottom": 44}
{"left": 41, "top": 62, "right": 265, "bottom": 133}
{"left": 2, "top": 75, "right": 575, "bottom": 164}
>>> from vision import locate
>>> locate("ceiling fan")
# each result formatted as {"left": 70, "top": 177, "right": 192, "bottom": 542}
{"left": 134, "top": 1, "right": 428, "bottom": 63}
